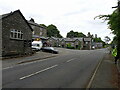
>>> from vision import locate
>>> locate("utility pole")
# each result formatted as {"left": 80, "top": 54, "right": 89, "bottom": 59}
{"left": 112, "top": 0, "right": 120, "bottom": 58}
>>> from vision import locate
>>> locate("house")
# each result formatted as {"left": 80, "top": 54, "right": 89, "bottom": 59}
{"left": 92, "top": 42, "right": 103, "bottom": 49}
{"left": 61, "top": 38, "right": 83, "bottom": 49}
{"left": 44, "top": 37, "right": 92, "bottom": 50}
{"left": 83, "top": 38, "right": 92, "bottom": 50}
{"left": 0, "top": 10, "right": 33, "bottom": 56}
{"left": 28, "top": 18, "right": 47, "bottom": 41}
{"left": 74, "top": 38, "right": 84, "bottom": 49}
{"left": 47, "top": 37, "right": 62, "bottom": 47}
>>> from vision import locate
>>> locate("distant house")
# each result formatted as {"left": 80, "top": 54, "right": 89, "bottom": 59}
{"left": 83, "top": 38, "right": 92, "bottom": 50}
{"left": 61, "top": 38, "right": 83, "bottom": 49}
{"left": 93, "top": 42, "right": 103, "bottom": 49}
{"left": 47, "top": 37, "right": 62, "bottom": 47}
{"left": 45, "top": 37, "right": 92, "bottom": 50}
{"left": 74, "top": 38, "right": 84, "bottom": 49}
{"left": 0, "top": 10, "right": 33, "bottom": 56}
{"left": 63, "top": 38, "right": 76, "bottom": 48}
{"left": 28, "top": 19, "right": 47, "bottom": 41}
{"left": 60, "top": 38, "right": 66, "bottom": 48}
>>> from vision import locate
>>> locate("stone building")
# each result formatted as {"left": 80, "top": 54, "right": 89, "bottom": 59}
{"left": 46, "top": 37, "right": 92, "bottom": 50}
{"left": 1, "top": 10, "right": 33, "bottom": 56}
{"left": 28, "top": 18, "right": 47, "bottom": 41}
{"left": 60, "top": 38, "right": 83, "bottom": 49}
{"left": 83, "top": 38, "right": 92, "bottom": 50}
{"left": 74, "top": 38, "right": 84, "bottom": 49}
{"left": 47, "top": 37, "right": 62, "bottom": 47}
{"left": 92, "top": 42, "right": 103, "bottom": 49}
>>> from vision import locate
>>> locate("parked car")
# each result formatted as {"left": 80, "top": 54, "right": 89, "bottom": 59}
{"left": 41, "top": 47, "right": 59, "bottom": 54}
{"left": 92, "top": 46, "right": 95, "bottom": 50}
{"left": 32, "top": 41, "right": 43, "bottom": 51}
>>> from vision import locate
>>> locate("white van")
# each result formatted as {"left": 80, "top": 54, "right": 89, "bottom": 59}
{"left": 32, "top": 41, "right": 43, "bottom": 51}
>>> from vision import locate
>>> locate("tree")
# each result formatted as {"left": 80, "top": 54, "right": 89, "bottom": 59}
{"left": 93, "top": 37, "right": 103, "bottom": 42}
{"left": 95, "top": 1, "right": 120, "bottom": 58}
{"left": 66, "top": 30, "right": 86, "bottom": 38}
{"left": 77, "top": 32, "right": 86, "bottom": 37}
{"left": 66, "top": 30, "right": 74, "bottom": 38}
{"left": 104, "top": 36, "right": 111, "bottom": 44}
{"left": 40, "top": 24, "right": 47, "bottom": 29}
{"left": 47, "top": 24, "right": 63, "bottom": 38}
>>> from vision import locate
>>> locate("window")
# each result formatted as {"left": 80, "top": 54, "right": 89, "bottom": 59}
{"left": 10, "top": 31, "right": 14, "bottom": 38}
{"left": 10, "top": 29, "right": 23, "bottom": 40}
{"left": 32, "top": 31, "right": 35, "bottom": 35}
{"left": 14, "top": 32, "right": 17, "bottom": 38}
{"left": 18, "top": 31, "right": 21, "bottom": 39}
{"left": 21, "top": 33, "right": 23, "bottom": 39}
{"left": 40, "top": 32, "right": 42, "bottom": 36}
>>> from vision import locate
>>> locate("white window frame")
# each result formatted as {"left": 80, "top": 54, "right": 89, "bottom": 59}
{"left": 10, "top": 29, "right": 23, "bottom": 40}
{"left": 40, "top": 31, "right": 42, "bottom": 36}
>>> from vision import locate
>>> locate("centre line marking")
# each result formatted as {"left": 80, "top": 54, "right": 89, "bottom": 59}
{"left": 66, "top": 58, "right": 75, "bottom": 62}
{"left": 20, "top": 64, "right": 58, "bottom": 80}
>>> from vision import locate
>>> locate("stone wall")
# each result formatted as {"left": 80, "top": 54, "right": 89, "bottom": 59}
{"left": 2, "top": 11, "right": 32, "bottom": 56}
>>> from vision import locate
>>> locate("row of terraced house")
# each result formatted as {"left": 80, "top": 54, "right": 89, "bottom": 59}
{"left": 0, "top": 10, "right": 102, "bottom": 57}
{"left": 45, "top": 37, "right": 92, "bottom": 50}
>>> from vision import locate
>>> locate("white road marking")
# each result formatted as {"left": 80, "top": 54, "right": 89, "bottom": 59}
{"left": 86, "top": 57, "right": 103, "bottom": 89}
{"left": 18, "top": 59, "right": 49, "bottom": 66}
{"left": 3, "top": 66, "right": 13, "bottom": 70}
{"left": 66, "top": 58, "right": 75, "bottom": 62}
{"left": 20, "top": 64, "right": 58, "bottom": 80}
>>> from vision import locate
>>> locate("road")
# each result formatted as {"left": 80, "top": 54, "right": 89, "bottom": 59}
{"left": 2, "top": 48, "right": 108, "bottom": 88}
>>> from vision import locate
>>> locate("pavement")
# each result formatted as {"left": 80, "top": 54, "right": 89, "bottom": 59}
{"left": 91, "top": 53, "right": 120, "bottom": 89}
{"left": 2, "top": 51, "right": 58, "bottom": 68}
{"left": 2, "top": 47, "right": 70, "bottom": 68}
{"left": 1, "top": 48, "right": 120, "bottom": 89}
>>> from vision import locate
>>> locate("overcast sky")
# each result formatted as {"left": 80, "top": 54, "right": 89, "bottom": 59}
{"left": 0, "top": 0, "right": 117, "bottom": 41}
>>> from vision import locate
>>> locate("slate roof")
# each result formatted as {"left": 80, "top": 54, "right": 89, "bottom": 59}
{"left": 28, "top": 21, "right": 45, "bottom": 29}
{"left": 1, "top": 10, "right": 33, "bottom": 31}
{"left": 48, "top": 37, "right": 63, "bottom": 41}
{"left": 0, "top": 12, "right": 11, "bottom": 20}
{"left": 63, "top": 38, "right": 76, "bottom": 42}
{"left": 74, "top": 38, "right": 83, "bottom": 41}
{"left": 83, "top": 38, "right": 92, "bottom": 41}
{"left": 32, "top": 35, "right": 49, "bottom": 40}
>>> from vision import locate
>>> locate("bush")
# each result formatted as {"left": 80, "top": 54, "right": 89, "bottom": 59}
{"left": 66, "top": 43, "right": 75, "bottom": 49}
{"left": 67, "top": 46, "right": 75, "bottom": 49}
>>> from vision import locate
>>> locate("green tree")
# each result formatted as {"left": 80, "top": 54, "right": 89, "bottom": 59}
{"left": 66, "top": 30, "right": 86, "bottom": 38}
{"left": 95, "top": 7, "right": 120, "bottom": 57}
{"left": 93, "top": 37, "right": 103, "bottom": 42}
{"left": 104, "top": 36, "right": 111, "bottom": 44}
{"left": 40, "top": 24, "right": 47, "bottom": 29}
{"left": 47, "top": 24, "right": 63, "bottom": 38}
{"left": 66, "top": 30, "right": 74, "bottom": 38}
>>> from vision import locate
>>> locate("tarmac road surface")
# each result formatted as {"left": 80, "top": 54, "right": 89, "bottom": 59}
{"left": 2, "top": 48, "right": 107, "bottom": 88}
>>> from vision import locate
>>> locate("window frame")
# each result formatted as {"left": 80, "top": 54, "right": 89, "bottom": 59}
{"left": 10, "top": 29, "right": 23, "bottom": 40}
